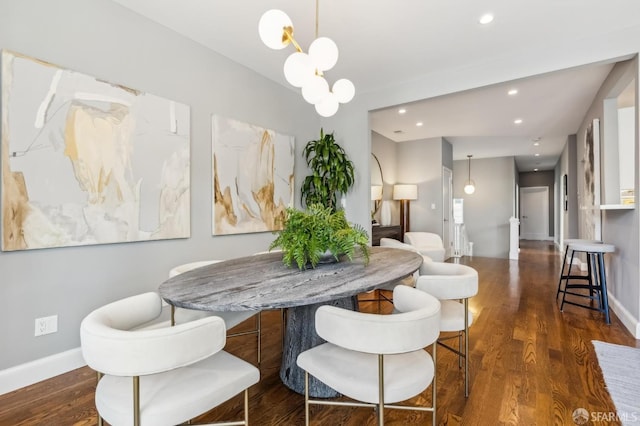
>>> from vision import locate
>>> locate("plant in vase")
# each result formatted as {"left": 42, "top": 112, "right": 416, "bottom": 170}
{"left": 270, "top": 204, "right": 370, "bottom": 270}
{"left": 301, "top": 129, "right": 355, "bottom": 212}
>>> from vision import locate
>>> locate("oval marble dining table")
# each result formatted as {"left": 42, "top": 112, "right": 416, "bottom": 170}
{"left": 158, "top": 246, "right": 423, "bottom": 398}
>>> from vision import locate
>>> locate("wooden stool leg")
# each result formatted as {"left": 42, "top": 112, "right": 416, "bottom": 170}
{"left": 597, "top": 253, "right": 611, "bottom": 324}
{"left": 556, "top": 247, "right": 570, "bottom": 300}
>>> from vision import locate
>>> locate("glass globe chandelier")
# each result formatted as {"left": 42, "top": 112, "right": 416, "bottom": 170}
{"left": 258, "top": 1, "right": 355, "bottom": 117}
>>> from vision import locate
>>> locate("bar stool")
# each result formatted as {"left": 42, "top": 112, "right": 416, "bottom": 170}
{"left": 559, "top": 241, "right": 615, "bottom": 324}
{"left": 555, "top": 238, "right": 601, "bottom": 300}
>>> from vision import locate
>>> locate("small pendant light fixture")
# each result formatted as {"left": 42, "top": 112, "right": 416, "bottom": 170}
{"left": 464, "top": 155, "right": 476, "bottom": 195}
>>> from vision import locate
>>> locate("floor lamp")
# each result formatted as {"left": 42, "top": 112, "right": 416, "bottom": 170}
{"left": 393, "top": 184, "right": 418, "bottom": 241}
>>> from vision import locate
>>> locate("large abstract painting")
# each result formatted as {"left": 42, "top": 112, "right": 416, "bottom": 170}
{"left": 212, "top": 116, "right": 294, "bottom": 235}
{"left": 1, "top": 51, "right": 190, "bottom": 251}
{"left": 580, "top": 118, "right": 601, "bottom": 241}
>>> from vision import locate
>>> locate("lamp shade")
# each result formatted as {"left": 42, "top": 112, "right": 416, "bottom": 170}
{"left": 393, "top": 184, "right": 418, "bottom": 200}
{"left": 258, "top": 10, "right": 292, "bottom": 50}
{"left": 371, "top": 185, "right": 383, "bottom": 201}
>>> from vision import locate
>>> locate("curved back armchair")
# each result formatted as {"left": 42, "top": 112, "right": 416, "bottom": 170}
{"left": 404, "top": 231, "right": 446, "bottom": 262}
{"left": 80, "top": 292, "right": 259, "bottom": 426}
{"left": 415, "top": 261, "right": 478, "bottom": 397}
{"left": 297, "top": 285, "right": 441, "bottom": 425}
{"left": 169, "top": 260, "right": 262, "bottom": 365}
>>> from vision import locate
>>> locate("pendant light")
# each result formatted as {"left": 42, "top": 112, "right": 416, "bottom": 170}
{"left": 258, "top": 0, "right": 355, "bottom": 117}
{"left": 464, "top": 155, "right": 476, "bottom": 195}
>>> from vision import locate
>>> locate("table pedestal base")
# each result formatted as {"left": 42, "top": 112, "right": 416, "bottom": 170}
{"left": 279, "top": 296, "right": 358, "bottom": 398}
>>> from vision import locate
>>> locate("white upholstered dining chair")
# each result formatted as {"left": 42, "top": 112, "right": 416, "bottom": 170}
{"left": 404, "top": 231, "right": 446, "bottom": 262}
{"left": 415, "top": 261, "right": 478, "bottom": 397}
{"left": 168, "top": 260, "right": 263, "bottom": 365}
{"left": 80, "top": 292, "right": 259, "bottom": 426}
{"left": 359, "top": 238, "right": 432, "bottom": 310}
{"left": 296, "top": 285, "right": 441, "bottom": 426}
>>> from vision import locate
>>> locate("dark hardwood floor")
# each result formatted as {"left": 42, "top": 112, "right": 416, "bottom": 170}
{"left": 1, "top": 240, "right": 638, "bottom": 425}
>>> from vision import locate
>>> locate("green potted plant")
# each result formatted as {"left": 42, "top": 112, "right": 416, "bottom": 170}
{"left": 270, "top": 204, "right": 370, "bottom": 270}
{"left": 301, "top": 129, "right": 355, "bottom": 212}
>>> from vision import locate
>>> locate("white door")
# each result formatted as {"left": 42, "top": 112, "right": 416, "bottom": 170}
{"left": 442, "top": 167, "right": 453, "bottom": 258}
{"left": 519, "top": 186, "right": 549, "bottom": 240}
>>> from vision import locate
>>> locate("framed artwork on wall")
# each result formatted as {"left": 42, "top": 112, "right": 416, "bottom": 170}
{"left": 563, "top": 173, "right": 568, "bottom": 211}
{"left": 1, "top": 50, "right": 191, "bottom": 251}
{"left": 580, "top": 118, "right": 601, "bottom": 240}
{"left": 211, "top": 115, "right": 294, "bottom": 236}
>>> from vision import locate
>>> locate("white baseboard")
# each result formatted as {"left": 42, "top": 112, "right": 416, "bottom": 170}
{"left": 0, "top": 347, "right": 85, "bottom": 396}
{"left": 607, "top": 292, "right": 640, "bottom": 339}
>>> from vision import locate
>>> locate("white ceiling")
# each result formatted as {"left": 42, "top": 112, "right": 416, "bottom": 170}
{"left": 371, "top": 63, "right": 615, "bottom": 171}
{"left": 110, "top": 0, "right": 640, "bottom": 171}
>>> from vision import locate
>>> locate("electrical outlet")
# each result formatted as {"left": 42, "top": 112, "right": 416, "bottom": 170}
{"left": 34, "top": 315, "right": 58, "bottom": 336}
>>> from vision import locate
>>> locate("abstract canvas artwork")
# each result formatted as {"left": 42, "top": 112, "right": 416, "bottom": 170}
{"left": 580, "top": 118, "right": 601, "bottom": 241}
{"left": 1, "top": 50, "right": 191, "bottom": 251}
{"left": 212, "top": 116, "right": 294, "bottom": 235}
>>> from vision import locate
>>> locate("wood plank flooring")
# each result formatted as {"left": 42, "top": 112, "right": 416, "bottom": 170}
{"left": 1, "top": 240, "right": 638, "bottom": 425}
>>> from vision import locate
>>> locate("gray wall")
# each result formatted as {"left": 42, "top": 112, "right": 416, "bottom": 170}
{"left": 555, "top": 134, "right": 579, "bottom": 246}
{"left": 519, "top": 171, "right": 555, "bottom": 237}
{"left": 397, "top": 138, "right": 447, "bottom": 234}
{"left": 576, "top": 58, "right": 639, "bottom": 326}
{"left": 371, "top": 134, "right": 454, "bottom": 236}
{"left": 453, "top": 157, "right": 516, "bottom": 258}
{"left": 0, "top": 0, "right": 320, "bottom": 370}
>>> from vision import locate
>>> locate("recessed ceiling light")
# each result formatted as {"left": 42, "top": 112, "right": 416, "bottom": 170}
{"left": 416, "top": 122, "right": 423, "bottom": 127}
{"left": 508, "top": 89, "right": 518, "bottom": 96}
{"left": 534, "top": 168, "right": 539, "bottom": 172}
{"left": 535, "top": 153, "right": 540, "bottom": 157}
{"left": 479, "top": 13, "right": 494, "bottom": 25}
{"left": 514, "top": 118, "right": 523, "bottom": 124}
{"left": 398, "top": 108, "right": 407, "bottom": 114}
{"left": 533, "top": 142, "right": 540, "bottom": 146}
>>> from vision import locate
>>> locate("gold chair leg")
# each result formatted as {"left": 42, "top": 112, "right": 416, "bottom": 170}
{"left": 378, "top": 354, "right": 385, "bottom": 426}
{"left": 171, "top": 305, "right": 176, "bottom": 327}
{"left": 432, "top": 341, "right": 437, "bottom": 423}
{"left": 458, "top": 330, "right": 463, "bottom": 368}
{"left": 244, "top": 388, "right": 249, "bottom": 425}
{"left": 304, "top": 371, "right": 310, "bottom": 426}
{"left": 133, "top": 376, "right": 141, "bottom": 426}
{"left": 464, "top": 298, "right": 470, "bottom": 397}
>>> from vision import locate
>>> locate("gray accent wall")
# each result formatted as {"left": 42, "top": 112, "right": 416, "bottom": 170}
{"left": 0, "top": 0, "right": 320, "bottom": 370}
{"left": 396, "top": 137, "right": 450, "bottom": 235}
{"left": 371, "top": 135, "right": 454, "bottom": 237}
{"left": 576, "top": 58, "right": 639, "bottom": 329}
{"left": 453, "top": 157, "right": 516, "bottom": 258}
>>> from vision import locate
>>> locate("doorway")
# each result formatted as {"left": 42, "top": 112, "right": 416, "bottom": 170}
{"left": 519, "top": 186, "right": 549, "bottom": 240}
